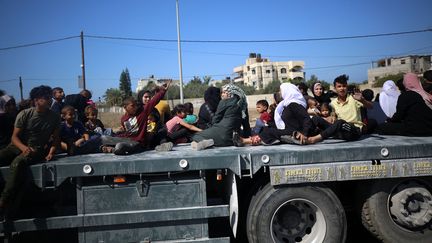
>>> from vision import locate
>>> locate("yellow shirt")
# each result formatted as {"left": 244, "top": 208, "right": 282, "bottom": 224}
{"left": 330, "top": 95, "right": 364, "bottom": 128}
{"left": 155, "top": 100, "right": 171, "bottom": 124}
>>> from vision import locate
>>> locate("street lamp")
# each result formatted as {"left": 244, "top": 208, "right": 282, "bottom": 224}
{"left": 176, "top": 0, "right": 184, "bottom": 103}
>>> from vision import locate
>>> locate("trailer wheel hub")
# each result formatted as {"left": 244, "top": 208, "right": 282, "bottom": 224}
{"left": 389, "top": 181, "right": 432, "bottom": 229}
{"left": 271, "top": 199, "right": 326, "bottom": 243}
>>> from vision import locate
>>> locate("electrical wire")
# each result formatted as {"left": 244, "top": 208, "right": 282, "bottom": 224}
{"left": 0, "top": 78, "right": 17, "bottom": 83}
{"left": 85, "top": 28, "right": 431, "bottom": 43}
{"left": 0, "top": 35, "right": 79, "bottom": 51}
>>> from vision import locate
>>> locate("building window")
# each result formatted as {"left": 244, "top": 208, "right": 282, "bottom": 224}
{"left": 247, "top": 66, "right": 250, "bottom": 71}
{"left": 281, "top": 68, "right": 287, "bottom": 74}
{"left": 413, "top": 58, "right": 417, "bottom": 64}
{"left": 401, "top": 59, "right": 406, "bottom": 64}
{"left": 252, "top": 69, "right": 256, "bottom": 75}
{"left": 266, "top": 70, "right": 271, "bottom": 74}
{"left": 387, "top": 59, "right": 391, "bottom": 66}
{"left": 282, "top": 77, "right": 287, "bottom": 81}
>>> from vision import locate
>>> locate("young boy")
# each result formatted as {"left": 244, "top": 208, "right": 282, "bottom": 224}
{"left": 60, "top": 105, "right": 101, "bottom": 155}
{"left": 330, "top": 74, "right": 373, "bottom": 134}
{"left": 84, "top": 105, "right": 112, "bottom": 136}
{"left": 253, "top": 100, "right": 271, "bottom": 134}
{"left": 50, "top": 87, "right": 65, "bottom": 114}
{"left": 0, "top": 85, "right": 60, "bottom": 219}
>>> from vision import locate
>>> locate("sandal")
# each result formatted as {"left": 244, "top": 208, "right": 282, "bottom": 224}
{"left": 280, "top": 131, "right": 305, "bottom": 145}
{"left": 232, "top": 132, "right": 244, "bottom": 147}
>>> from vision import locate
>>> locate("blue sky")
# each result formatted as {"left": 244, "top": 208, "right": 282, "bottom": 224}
{"left": 1, "top": 0, "right": 431, "bottom": 101}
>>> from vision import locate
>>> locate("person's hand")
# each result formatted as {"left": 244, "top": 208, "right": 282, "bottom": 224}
{"left": 295, "top": 132, "right": 308, "bottom": 144}
{"left": 45, "top": 153, "right": 54, "bottom": 161}
{"left": 74, "top": 138, "right": 85, "bottom": 147}
{"left": 21, "top": 146, "right": 35, "bottom": 157}
{"left": 163, "top": 80, "right": 172, "bottom": 90}
{"left": 353, "top": 91, "right": 363, "bottom": 101}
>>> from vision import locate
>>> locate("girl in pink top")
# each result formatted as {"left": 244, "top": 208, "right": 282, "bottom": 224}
{"left": 166, "top": 104, "right": 202, "bottom": 144}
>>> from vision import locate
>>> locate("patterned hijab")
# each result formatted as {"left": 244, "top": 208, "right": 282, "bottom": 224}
{"left": 275, "top": 83, "right": 307, "bottom": 129}
{"left": 403, "top": 73, "right": 432, "bottom": 110}
{"left": 221, "top": 83, "right": 248, "bottom": 119}
{"left": 379, "top": 80, "right": 400, "bottom": 118}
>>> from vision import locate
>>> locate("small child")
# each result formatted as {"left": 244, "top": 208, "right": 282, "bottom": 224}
{"left": 60, "top": 105, "right": 101, "bottom": 155}
{"left": 307, "top": 97, "right": 321, "bottom": 116}
{"left": 84, "top": 105, "right": 112, "bottom": 136}
{"left": 320, "top": 103, "right": 335, "bottom": 124}
{"left": 253, "top": 100, "right": 271, "bottom": 134}
{"left": 166, "top": 104, "right": 202, "bottom": 144}
{"left": 183, "top": 102, "right": 198, "bottom": 124}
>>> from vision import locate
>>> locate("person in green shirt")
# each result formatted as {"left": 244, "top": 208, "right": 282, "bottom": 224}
{"left": 0, "top": 85, "right": 60, "bottom": 220}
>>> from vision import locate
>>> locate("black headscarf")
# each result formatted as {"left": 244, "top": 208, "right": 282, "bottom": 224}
{"left": 204, "top": 87, "right": 221, "bottom": 112}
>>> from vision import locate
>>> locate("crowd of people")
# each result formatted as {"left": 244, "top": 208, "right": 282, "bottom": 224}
{"left": 0, "top": 71, "right": 431, "bottom": 220}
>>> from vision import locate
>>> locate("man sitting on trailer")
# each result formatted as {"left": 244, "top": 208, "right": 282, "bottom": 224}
{"left": 0, "top": 85, "right": 61, "bottom": 221}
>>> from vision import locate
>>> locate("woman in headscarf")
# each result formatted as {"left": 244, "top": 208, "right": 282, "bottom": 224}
{"left": 379, "top": 80, "right": 400, "bottom": 119}
{"left": 311, "top": 82, "right": 332, "bottom": 105}
{"left": 377, "top": 73, "right": 432, "bottom": 136}
{"left": 197, "top": 87, "right": 221, "bottom": 129}
{"left": 191, "top": 83, "right": 251, "bottom": 150}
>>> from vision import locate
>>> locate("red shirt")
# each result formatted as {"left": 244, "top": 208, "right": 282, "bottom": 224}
{"left": 119, "top": 89, "right": 166, "bottom": 144}
{"left": 260, "top": 111, "right": 271, "bottom": 123}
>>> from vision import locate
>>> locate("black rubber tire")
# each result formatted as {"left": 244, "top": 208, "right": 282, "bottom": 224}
{"left": 246, "top": 183, "right": 346, "bottom": 243}
{"left": 361, "top": 178, "right": 432, "bottom": 243}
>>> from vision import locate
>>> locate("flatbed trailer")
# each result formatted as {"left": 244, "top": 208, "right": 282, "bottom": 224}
{"left": 1, "top": 135, "right": 432, "bottom": 242}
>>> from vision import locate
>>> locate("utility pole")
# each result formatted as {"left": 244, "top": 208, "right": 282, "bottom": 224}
{"left": 80, "top": 31, "right": 86, "bottom": 90}
{"left": 19, "top": 76, "right": 23, "bottom": 101}
{"left": 176, "top": 0, "right": 184, "bottom": 103}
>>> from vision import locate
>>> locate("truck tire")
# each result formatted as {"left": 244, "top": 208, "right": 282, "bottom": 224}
{"left": 361, "top": 178, "right": 432, "bottom": 243}
{"left": 246, "top": 183, "right": 346, "bottom": 243}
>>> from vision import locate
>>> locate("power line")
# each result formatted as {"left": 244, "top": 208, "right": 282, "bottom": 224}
{"left": 307, "top": 62, "right": 370, "bottom": 70}
{"left": 85, "top": 28, "right": 432, "bottom": 43}
{"left": 0, "top": 35, "right": 79, "bottom": 51}
{"left": 0, "top": 78, "right": 17, "bottom": 83}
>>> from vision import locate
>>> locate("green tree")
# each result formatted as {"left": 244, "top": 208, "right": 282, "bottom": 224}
{"left": 203, "top": 76, "right": 212, "bottom": 85}
{"left": 166, "top": 85, "right": 180, "bottom": 100}
{"left": 372, "top": 73, "right": 404, "bottom": 88}
{"left": 306, "top": 75, "right": 331, "bottom": 90}
{"left": 119, "top": 68, "right": 132, "bottom": 100}
{"left": 190, "top": 76, "right": 202, "bottom": 85}
{"left": 237, "top": 83, "right": 256, "bottom": 95}
{"left": 103, "top": 88, "right": 122, "bottom": 106}
{"left": 263, "top": 80, "right": 281, "bottom": 94}
{"left": 184, "top": 81, "right": 208, "bottom": 98}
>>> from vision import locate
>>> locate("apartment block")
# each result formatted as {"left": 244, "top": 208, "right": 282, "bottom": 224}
{"left": 233, "top": 53, "right": 305, "bottom": 90}
{"left": 367, "top": 55, "right": 431, "bottom": 85}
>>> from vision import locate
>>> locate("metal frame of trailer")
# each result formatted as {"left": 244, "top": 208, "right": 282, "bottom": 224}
{"left": 0, "top": 135, "right": 431, "bottom": 242}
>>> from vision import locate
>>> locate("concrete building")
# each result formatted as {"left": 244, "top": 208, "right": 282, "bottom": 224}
{"left": 233, "top": 53, "right": 305, "bottom": 90}
{"left": 136, "top": 75, "right": 178, "bottom": 93}
{"left": 367, "top": 55, "right": 431, "bottom": 85}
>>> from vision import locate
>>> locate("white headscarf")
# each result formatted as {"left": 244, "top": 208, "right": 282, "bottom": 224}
{"left": 274, "top": 83, "right": 307, "bottom": 129}
{"left": 0, "top": 95, "right": 11, "bottom": 114}
{"left": 379, "top": 80, "right": 400, "bottom": 118}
